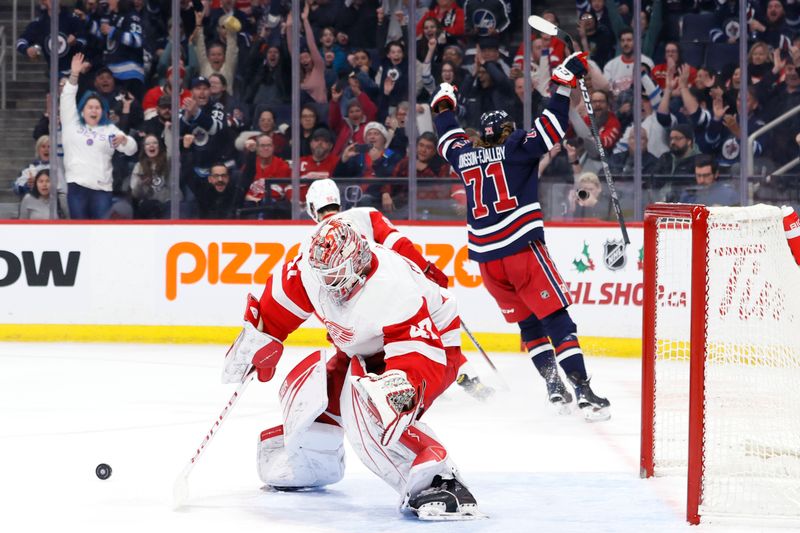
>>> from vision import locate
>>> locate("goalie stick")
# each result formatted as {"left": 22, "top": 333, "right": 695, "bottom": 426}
{"left": 528, "top": 15, "right": 630, "bottom": 246}
{"left": 172, "top": 367, "right": 256, "bottom": 508}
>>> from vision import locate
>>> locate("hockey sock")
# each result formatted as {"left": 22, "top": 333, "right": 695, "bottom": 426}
{"left": 519, "top": 314, "right": 557, "bottom": 376}
{"left": 553, "top": 334, "right": 588, "bottom": 381}
{"left": 541, "top": 309, "right": 588, "bottom": 381}
{"left": 524, "top": 337, "right": 557, "bottom": 376}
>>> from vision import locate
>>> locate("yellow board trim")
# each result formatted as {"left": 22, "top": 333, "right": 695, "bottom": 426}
{"left": 0, "top": 324, "right": 641, "bottom": 358}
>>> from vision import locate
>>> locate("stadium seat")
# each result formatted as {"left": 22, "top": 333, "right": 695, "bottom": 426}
{"left": 705, "top": 43, "right": 739, "bottom": 74}
{"left": 680, "top": 42, "right": 706, "bottom": 69}
{"left": 680, "top": 13, "right": 717, "bottom": 43}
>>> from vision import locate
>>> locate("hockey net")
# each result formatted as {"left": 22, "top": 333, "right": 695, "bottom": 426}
{"left": 640, "top": 204, "right": 800, "bottom": 524}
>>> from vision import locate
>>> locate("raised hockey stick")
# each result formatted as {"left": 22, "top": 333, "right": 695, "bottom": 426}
{"left": 461, "top": 320, "right": 509, "bottom": 390}
{"left": 528, "top": 15, "right": 630, "bottom": 246}
{"left": 172, "top": 367, "right": 256, "bottom": 508}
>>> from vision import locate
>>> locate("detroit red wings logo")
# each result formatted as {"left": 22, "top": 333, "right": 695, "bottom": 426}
{"left": 324, "top": 319, "right": 355, "bottom": 345}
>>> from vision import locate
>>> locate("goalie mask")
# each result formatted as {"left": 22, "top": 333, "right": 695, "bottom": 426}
{"left": 479, "top": 110, "right": 514, "bottom": 144}
{"left": 308, "top": 219, "right": 372, "bottom": 302}
{"left": 306, "top": 178, "right": 341, "bottom": 223}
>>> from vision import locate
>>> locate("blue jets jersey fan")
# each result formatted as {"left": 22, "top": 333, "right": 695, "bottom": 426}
{"left": 99, "top": 10, "right": 144, "bottom": 83}
{"left": 16, "top": 7, "right": 87, "bottom": 77}
{"left": 433, "top": 86, "right": 571, "bottom": 262}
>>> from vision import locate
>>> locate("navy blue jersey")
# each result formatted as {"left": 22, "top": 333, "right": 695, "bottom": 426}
{"left": 16, "top": 8, "right": 87, "bottom": 77}
{"left": 180, "top": 101, "right": 234, "bottom": 175}
{"left": 433, "top": 89, "right": 570, "bottom": 262}
{"left": 100, "top": 12, "right": 144, "bottom": 82}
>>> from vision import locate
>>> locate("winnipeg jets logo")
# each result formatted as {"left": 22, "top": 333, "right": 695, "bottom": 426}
{"left": 472, "top": 10, "right": 498, "bottom": 35}
{"left": 45, "top": 32, "right": 69, "bottom": 57}
{"left": 324, "top": 319, "right": 355, "bottom": 345}
{"left": 192, "top": 126, "right": 210, "bottom": 146}
{"left": 722, "top": 138, "right": 740, "bottom": 160}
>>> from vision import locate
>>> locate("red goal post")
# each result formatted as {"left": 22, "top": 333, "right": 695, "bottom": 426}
{"left": 640, "top": 203, "right": 800, "bottom": 525}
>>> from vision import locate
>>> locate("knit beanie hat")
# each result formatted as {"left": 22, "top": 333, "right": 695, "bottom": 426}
{"left": 364, "top": 121, "right": 393, "bottom": 145}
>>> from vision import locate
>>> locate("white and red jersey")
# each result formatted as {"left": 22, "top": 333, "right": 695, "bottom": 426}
{"left": 783, "top": 206, "right": 800, "bottom": 266}
{"left": 257, "top": 245, "right": 460, "bottom": 395}
{"left": 320, "top": 207, "right": 430, "bottom": 272}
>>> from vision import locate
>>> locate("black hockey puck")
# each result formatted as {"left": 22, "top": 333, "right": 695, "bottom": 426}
{"left": 96, "top": 463, "right": 112, "bottom": 480}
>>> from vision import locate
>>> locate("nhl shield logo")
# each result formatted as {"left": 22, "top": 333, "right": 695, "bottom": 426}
{"left": 603, "top": 239, "right": 627, "bottom": 271}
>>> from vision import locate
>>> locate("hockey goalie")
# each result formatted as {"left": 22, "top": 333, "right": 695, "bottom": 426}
{"left": 221, "top": 218, "right": 483, "bottom": 520}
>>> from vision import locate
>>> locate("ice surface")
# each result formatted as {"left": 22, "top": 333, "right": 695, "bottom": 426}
{"left": 0, "top": 343, "right": 784, "bottom": 532}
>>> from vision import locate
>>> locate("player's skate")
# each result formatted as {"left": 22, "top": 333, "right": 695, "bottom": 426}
{"left": 567, "top": 372, "right": 610, "bottom": 422}
{"left": 535, "top": 359, "right": 573, "bottom": 414}
{"left": 456, "top": 373, "right": 494, "bottom": 401}
{"left": 408, "top": 475, "right": 484, "bottom": 521}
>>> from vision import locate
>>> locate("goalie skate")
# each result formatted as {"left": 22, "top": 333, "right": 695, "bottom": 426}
{"left": 567, "top": 372, "right": 610, "bottom": 422}
{"left": 408, "top": 475, "right": 485, "bottom": 521}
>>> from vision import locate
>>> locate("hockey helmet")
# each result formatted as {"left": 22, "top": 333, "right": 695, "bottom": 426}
{"left": 308, "top": 219, "right": 372, "bottom": 302}
{"left": 306, "top": 178, "right": 341, "bottom": 222}
{"left": 479, "top": 110, "right": 515, "bottom": 143}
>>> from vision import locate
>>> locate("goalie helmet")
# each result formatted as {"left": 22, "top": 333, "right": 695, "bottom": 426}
{"left": 308, "top": 219, "right": 372, "bottom": 302}
{"left": 479, "top": 110, "right": 515, "bottom": 144}
{"left": 306, "top": 178, "right": 341, "bottom": 222}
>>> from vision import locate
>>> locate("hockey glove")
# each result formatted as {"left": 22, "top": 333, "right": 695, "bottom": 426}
{"left": 352, "top": 370, "right": 423, "bottom": 447}
{"left": 423, "top": 261, "right": 449, "bottom": 288}
{"left": 222, "top": 293, "right": 285, "bottom": 383}
{"left": 551, "top": 51, "right": 589, "bottom": 88}
{"left": 430, "top": 82, "right": 457, "bottom": 113}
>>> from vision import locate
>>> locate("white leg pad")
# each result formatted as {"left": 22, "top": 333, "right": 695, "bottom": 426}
{"left": 279, "top": 349, "right": 329, "bottom": 448}
{"left": 340, "top": 356, "right": 460, "bottom": 501}
{"left": 257, "top": 422, "right": 345, "bottom": 489}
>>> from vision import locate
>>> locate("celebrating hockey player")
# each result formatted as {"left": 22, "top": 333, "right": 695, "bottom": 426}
{"left": 222, "top": 218, "right": 482, "bottom": 520}
{"left": 430, "top": 52, "right": 611, "bottom": 421}
{"left": 305, "top": 178, "right": 494, "bottom": 400}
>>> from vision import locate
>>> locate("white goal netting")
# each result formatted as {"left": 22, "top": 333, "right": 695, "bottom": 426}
{"left": 651, "top": 205, "right": 800, "bottom": 519}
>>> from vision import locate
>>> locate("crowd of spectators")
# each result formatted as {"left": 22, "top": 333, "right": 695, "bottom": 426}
{"left": 10, "top": 0, "right": 800, "bottom": 220}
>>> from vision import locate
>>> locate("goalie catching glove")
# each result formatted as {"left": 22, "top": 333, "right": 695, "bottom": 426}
{"left": 222, "top": 293, "right": 284, "bottom": 383}
{"left": 352, "top": 369, "right": 424, "bottom": 447}
{"left": 551, "top": 51, "right": 589, "bottom": 88}
{"left": 430, "top": 82, "right": 457, "bottom": 113}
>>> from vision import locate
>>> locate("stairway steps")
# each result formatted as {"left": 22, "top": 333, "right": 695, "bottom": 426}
{"left": 0, "top": 2, "right": 69, "bottom": 218}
